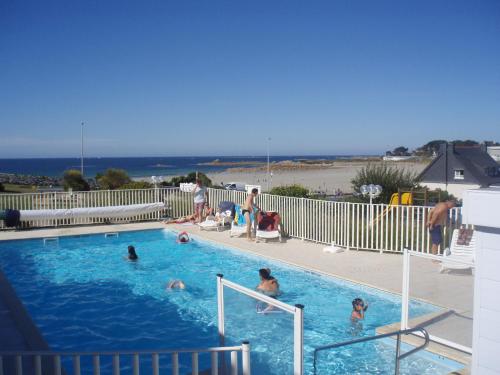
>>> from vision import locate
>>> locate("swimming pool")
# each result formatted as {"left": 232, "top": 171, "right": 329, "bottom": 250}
{"left": 0, "top": 229, "right": 464, "bottom": 374}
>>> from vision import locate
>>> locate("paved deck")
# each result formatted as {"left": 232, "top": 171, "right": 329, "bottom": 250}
{"left": 0, "top": 222, "right": 473, "bottom": 367}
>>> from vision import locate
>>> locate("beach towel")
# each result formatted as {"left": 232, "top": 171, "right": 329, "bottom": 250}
{"left": 257, "top": 211, "right": 280, "bottom": 231}
{"left": 234, "top": 205, "right": 254, "bottom": 225}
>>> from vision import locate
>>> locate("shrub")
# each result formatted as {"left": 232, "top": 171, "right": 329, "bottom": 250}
{"left": 163, "top": 172, "right": 212, "bottom": 187}
{"left": 118, "top": 181, "right": 154, "bottom": 190}
{"left": 270, "top": 184, "right": 309, "bottom": 198}
{"left": 351, "top": 164, "right": 420, "bottom": 204}
{"left": 63, "top": 170, "right": 90, "bottom": 191}
{"left": 97, "top": 169, "right": 131, "bottom": 190}
{"left": 0, "top": 182, "right": 4, "bottom": 192}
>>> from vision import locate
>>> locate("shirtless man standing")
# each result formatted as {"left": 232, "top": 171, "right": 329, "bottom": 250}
{"left": 427, "top": 200, "right": 456, "bottom": 255}
{"left": 242, "top": 188, "right": 261, "bottom": 240}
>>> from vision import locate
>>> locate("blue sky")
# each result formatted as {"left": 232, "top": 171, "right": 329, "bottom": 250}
{"left": 1, "top": 0, "right": 499, "bottom": 157}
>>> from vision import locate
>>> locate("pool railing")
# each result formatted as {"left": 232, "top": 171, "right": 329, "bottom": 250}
{"left": 0, "top": 342, "right": 251, "bottom": 375}
{"left": 217, "top": 274, "right": 304, "bottom": 375}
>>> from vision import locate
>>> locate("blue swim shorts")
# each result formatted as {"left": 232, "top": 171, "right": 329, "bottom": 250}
{"left": 430, "top": 225, "right": 442, "bottom": 245}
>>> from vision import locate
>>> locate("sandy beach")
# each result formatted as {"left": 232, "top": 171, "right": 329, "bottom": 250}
{"left": 207, "top": 160, "right": 429, "bottom": 193}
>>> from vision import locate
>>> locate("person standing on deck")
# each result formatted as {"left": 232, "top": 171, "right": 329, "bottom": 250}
{"left": 242, "top": 188, "right": 261, "bottom": 241}
{"left": 192, "top": 179, "right": 208, "bottom": 223}
{"left": 426, "top": 200, "right": 456, "bottom": 255}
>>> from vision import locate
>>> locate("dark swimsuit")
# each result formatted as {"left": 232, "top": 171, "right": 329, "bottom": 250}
{"left": 242, "top": 209, "right": 250, "bottom": 216}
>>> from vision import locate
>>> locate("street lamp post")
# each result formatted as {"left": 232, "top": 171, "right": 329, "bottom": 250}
{"left": 267, "top": 137, "right": 271, "bottom": 192}
{"left": 360, "top": 184, "right": 383, "bottom": 227}
{"left": 80, "top": 122, "right": 84, "bottom": 176}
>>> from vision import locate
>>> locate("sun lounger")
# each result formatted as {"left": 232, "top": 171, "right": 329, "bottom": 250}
{"left": 440, "top": 228, "right": 475, "bottom": 273}
{"left": 256, "top": 211, "right": 282, "bottom": 243}
{"left": 198, "top": 201, "right": 235, "bottom": 231}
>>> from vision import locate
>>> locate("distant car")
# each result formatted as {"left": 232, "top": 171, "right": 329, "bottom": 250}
{"left": 224, "top": 182, "right": 246, "bottom": 191}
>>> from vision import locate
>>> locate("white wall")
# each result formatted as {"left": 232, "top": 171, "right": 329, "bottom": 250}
{"left": 463, "top": 188, "right": 500, "bottom": 375}
{"left": 421, "top": 182, "right": 480, "bottom": 200}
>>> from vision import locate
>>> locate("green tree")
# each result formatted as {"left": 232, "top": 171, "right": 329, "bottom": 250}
{"left": 119, "top": 181, "right": 154, "bottom": 190}
{"left": 415, "top": 140, "right": 447, "bottom": 156}
{"left": 97, "top": 169, "right": 131, "bottom": 190}
{"left": 63, "top": 169, "right": 90, "bottom": 191}
{"left": 0, "top": 182, "right": 4, "bottom": 192}
{"left": 351, "top": 164, "right": 420, "bottom": 204}
{"left": 164, "top": 172, "right": 212, "bottom": 187}
{"left": 270, "top": 184, "right": 309, "bottom": 198}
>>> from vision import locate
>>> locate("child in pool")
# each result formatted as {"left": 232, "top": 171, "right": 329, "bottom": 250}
{"left": 351, "top": 298, "right": 368, "bottom": 321}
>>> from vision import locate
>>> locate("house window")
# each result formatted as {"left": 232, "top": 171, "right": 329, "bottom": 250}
{"left": 454, "top": 169, "right": 465, "bottom": 180}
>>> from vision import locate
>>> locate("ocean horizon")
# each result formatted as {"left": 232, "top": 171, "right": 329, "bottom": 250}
{"left": 0, "top": 155, "right": 376, "bottom": 179}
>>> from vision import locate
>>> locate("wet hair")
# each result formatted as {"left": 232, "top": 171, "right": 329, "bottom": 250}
{"left": 128, "top": 245, "right": 138, "bottom": 260}
{"left": 252, "top": 188, "right": 259, "bottom": 194}
{"left": 259, "top": 268, "right": 271, "bottom": 280}
{"left": 352, "top": 298, "right": 367, "bottom": 311}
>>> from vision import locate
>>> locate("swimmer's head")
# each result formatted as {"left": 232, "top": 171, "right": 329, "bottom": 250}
{"left": 128, "top": 245, "right": 138, "bottom": 260}
{"left": 178, "top": 231, "right": 190, "bottom": 243}
{"left": 352, "top": 298, "right": 364, "bottom": 310}
{"left": 167, "top": 280, "right": 185, "bottom": 289}
{"left": 251, "top": 188, "right": 259, "bottom": 196}
{"left": 259, "top": 268, "right": 271, "bottom": 280}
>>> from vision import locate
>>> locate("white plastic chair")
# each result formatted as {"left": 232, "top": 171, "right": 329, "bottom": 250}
{"left": 440, "top": 228, "right": 475, "bottom": 273}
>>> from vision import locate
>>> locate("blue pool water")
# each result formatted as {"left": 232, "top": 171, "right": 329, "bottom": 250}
{"left": 0, "top": 230, "right": 463, "bottom": 374}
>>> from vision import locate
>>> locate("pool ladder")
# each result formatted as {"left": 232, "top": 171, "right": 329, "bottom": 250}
{"left": 313, "top": 326, "right": 429, "bottom": 375}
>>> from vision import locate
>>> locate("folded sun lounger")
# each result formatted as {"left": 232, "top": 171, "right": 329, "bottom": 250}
{"left": 440, "top": 228, "right": 475, "bottom": 273}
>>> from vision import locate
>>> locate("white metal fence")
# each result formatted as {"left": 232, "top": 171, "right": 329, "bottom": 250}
{"left": 0, "top": 187, "right": 462, "bottom": 253}
{"left": 0, "top": 344, "right": 251, "bottom": 375}
{"left": 208, "top": 188, "right": 462, "bottom": 254}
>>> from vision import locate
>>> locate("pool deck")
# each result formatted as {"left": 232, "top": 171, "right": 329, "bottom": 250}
{"left": 0, "top": 222, "right": 473, "bottom": 369}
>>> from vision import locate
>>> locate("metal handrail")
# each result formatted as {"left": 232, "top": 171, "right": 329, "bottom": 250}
{"left": 313, "top": 327, "right": 429, "bottom": 375}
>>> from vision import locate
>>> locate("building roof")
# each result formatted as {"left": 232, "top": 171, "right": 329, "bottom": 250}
{"left": 419, "top": 143, "right": 500, "bottom": 187}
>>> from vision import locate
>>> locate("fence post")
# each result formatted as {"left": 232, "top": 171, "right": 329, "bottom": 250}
{"left": 216, "top": 274, "right": 225, "bottom": 346}
{"left": 401, "top": 248, "right": 410, "bottom": 330}
{"left": 294, "top": 304, "right": 304, "bottom": 375}
{"left": 301, "top": 198, "right": 305, "bottom": 241}
{"left": 242, "top": 341, "right": 251, "bottom": 375}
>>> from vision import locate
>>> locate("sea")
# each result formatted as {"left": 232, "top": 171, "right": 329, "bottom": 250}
{"left": 0, "top": 156, "right": 358, "bottom": 179}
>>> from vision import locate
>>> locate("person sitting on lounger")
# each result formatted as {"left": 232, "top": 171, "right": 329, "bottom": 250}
{"left": 163, "top": 214, "right": 196, "bottom": 224}
{"left": 126, "top": 245, "right": 138, "bottom": 261}
{"left": 166, "top": 279, "right": 186, "bottom": 289}
{"left": 351, "top": 298, "right": 368, "bottom": 321}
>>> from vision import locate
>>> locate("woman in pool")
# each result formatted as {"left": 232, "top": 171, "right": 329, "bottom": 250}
{"left": 166, "top": 279, "right": 186, "bottom": 290}
{"left": 126, "top": 245, "right": 138, "bottom": 261}
{"left": 351, "top": 298, "right": 368, "bottom": 321}
{"left": 177, "top": 231, "right": 190, "bottom": 243}
{"left": 257, "top": 268, "right": 280, "bottom": 297}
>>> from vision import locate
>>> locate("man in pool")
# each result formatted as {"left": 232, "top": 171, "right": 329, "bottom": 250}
{"left": 351, "top": 298, "right": 368, "bottom": 321}
{"left": 256, "top": 268, "right": 280, "bottom": 313}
